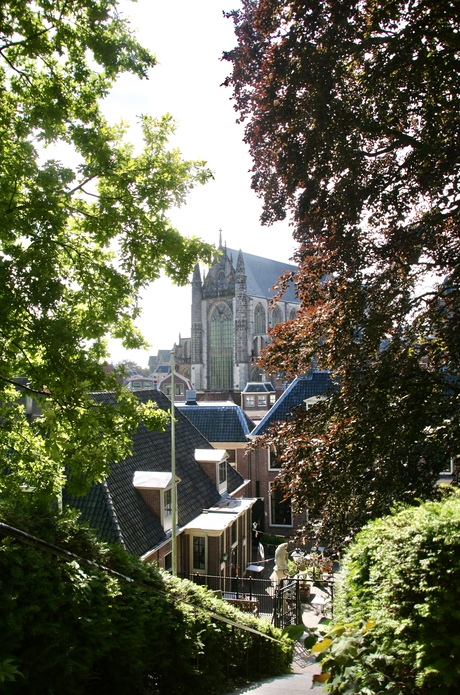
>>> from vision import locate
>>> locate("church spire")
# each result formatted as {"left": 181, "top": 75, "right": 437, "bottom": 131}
{"left": 236, "top": 249, "right": 246, "bottom": 276}
{"left": 192, "top": 263, "right": 202, "bottom": 284}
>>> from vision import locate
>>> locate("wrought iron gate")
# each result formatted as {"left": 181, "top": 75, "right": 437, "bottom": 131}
{"left": 273, "top": 578, "right": 301, "bottom": 628}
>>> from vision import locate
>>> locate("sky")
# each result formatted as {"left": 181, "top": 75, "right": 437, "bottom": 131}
{"left": 104, "top": 0, "right": 296, "bottom": 367}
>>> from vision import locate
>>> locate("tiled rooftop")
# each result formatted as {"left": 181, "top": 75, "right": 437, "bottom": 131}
{"left": 64, "top": 389, "right": 246, "bottom": 556}
{"left": 251, "top": 372, "right": 336, "bottom": 436}
{"left": 177, "top": 403, "right": 255, "bottom": 443}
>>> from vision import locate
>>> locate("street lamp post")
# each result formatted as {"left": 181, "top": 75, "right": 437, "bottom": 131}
{"left": 170, "top": 349, "right": 177, "bottom": 576}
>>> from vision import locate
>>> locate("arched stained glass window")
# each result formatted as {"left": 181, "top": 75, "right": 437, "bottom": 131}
{"left": 289, "top": 308, "right": 297, "bottom": 321}
{"left": 209, "top": 303, "right": 233, "bottom": 390}
{"left": 272, "top": 305, "right": 283, "bottom": 327}
{"left": 254, "top": 303, "right": 266, "bottom": 334}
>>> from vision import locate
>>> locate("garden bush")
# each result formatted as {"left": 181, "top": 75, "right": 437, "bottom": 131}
{"left": 319, "top": 491, "right": 460, "bottom": 694}
{"left": 0, "top": 498, "right": 293, "bottom": 694}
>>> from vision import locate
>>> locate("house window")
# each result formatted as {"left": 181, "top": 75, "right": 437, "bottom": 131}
{"left": 269, "top": 482, "right": 292, "bottom": 527}
{"left": 131, "top": 381, "right": 141, "bottom": 389}
{"left": 164, "top": 488, "right": 172, "bottom": 516}
{"left": 193, "top": 536, "right": 206, "bottom": 571}
{"left": 164, "top": 384, "right": 172, "bottom": 395}
{"left": 226, "top": 449, "right": 236, "bottom": 466}
{"left": 164, "top": 552, "right": 172, "bottom": 573}
{"left": 175, "top": 383, "right": 184, "bottom": 396}
{"left": 218, "top": 461, "right": 227, "bottom": 493}
{"left": 231, "top": 519, "right": 237, "bottom": 547}
{"left": 269, "top": 448, "right": 281, "bottom": 470}
{"left": 162, "top": 488, "right": 173, "bottom": 531}
{"left": 258, "top": 395, "right": 267, "bottom": 407}
{"left": 245, "top": 395, "right": 255, "bottom": 407}
{"left": 440, "top": 458, "right": 455, "bottom": 476}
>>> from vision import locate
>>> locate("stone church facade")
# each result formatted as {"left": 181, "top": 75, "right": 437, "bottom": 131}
{"left": 190, "top": 244, "right": 299, "bottom": 394}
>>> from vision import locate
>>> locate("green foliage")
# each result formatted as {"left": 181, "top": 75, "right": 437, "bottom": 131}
{"left": 323, "top": 492, "right": 460, "bottom": 694}
{"left": 0, "top": 658, "right": 22, "bottom": 684}
{"left": 0, "top": 499, "right": 293, "bottom": 694}
{"left": 225, "top": 0, "right": 460, "bottom": 545}
{"left": 0, "top": 0, "right": 214, "bottom": 499}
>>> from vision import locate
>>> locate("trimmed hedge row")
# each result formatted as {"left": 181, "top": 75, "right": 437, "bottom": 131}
{"left": 0, "top": 500, "right": 293, "bottom": 694}
{"left": 329, "top": 491, "right": 460, "bottom": 694}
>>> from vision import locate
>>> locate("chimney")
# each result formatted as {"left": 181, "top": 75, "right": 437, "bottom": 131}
{"left": 185, "top": 390, "right": 197, "bottom": 405}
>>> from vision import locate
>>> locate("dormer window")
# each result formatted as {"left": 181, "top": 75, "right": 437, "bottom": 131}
{"left": 304, "top": 395, "right": 326, "bottom": 410}
{"left": 195, "top": 449, "right": 228, "bottom": 494}
{"left": 133, "top": 471, "right": 180, "bottom": 531}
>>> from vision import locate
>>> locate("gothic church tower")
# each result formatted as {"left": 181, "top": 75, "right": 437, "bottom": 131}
{"left": 190, "top": 238, "right": 299, "bottom": 395}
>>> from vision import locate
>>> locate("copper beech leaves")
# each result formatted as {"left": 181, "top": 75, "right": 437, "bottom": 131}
{"left": 226, "top": 1, "right": 460, "bottom": 545}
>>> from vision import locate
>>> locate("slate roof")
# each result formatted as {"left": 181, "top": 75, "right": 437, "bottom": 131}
{"left": 64, "top": 389, "right": 246, "bottom": 556}
{"left": 177, "top": 403, "right": 255, "bottom": 443}
{"left": 242, "top": 382, "right": 276, "bottom": 393}
{"left": 251, "top": 371, "right": 336, "bottom": 436}
{"left": 226, "top": 248, "right": 298, "bottom": 303}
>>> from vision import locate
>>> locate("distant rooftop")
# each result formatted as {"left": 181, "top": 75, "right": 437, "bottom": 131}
{"left": 251, "top": 371, "right": 336, "bottom": 437}
{"left": 242, "top": 382, "right": 276, "bottom": 393}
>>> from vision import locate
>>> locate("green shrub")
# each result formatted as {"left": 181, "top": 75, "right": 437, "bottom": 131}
{"left": 0, "top": 498, "right": 292, "bottom": 694}
{"left": 324, "top": 491, "right": 460, "bottom": 694}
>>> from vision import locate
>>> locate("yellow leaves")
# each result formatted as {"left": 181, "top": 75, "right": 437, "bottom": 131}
{"left": 313, "top": 672, "right": 331, "bottom": 683}
{"left": 362, "top": 618, "right": 376, "bottom": 633}
{"left": 311, "top": 637, "right": 333, "bottom": 653}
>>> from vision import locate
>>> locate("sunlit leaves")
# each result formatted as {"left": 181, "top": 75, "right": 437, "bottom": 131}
{"left": 0, "top": 1, "right": 213, "bottom": 497}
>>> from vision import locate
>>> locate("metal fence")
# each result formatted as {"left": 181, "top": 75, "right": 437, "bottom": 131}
{"left": 180, "top": 571, "right": 336, "bottom": 628}
{"left": 180, "top": 571, "right": 276, "bottom": 619}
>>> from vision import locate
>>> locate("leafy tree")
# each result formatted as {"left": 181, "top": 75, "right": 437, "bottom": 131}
{"left": 225, "top": 0, "right": 460, "bottom": 544}
{"left": 116, "top": 359, "right": 150, "bottom": 377}
{"left": 0, "top": 1, "right": 214, "bottom": 499}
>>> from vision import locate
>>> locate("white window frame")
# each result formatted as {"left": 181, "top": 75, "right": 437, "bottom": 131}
{"left": 440, "top": 457, "right": 455, "bottom": 476}
{"left": 268, "top": 447, "right": 281, "bottom": 470}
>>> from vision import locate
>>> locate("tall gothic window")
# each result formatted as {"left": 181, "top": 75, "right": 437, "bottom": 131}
{"left": 271, "top": 305, "right": 283, "bottom": 327}
{"left": 209, "top": 303, "right": 233, "bottom": 390}
{"left": 289, "top": 308, "right": 297, "bottom": 321}
{"left": 254, "top": 303, "right": 266, "bottom": 334}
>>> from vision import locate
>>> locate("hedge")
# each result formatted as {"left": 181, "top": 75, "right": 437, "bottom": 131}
{"left": 323, "top": 491, "right": 460, "bottom": 694}
{"left": 0, "top": 499, "right": 293, "bottom": 694}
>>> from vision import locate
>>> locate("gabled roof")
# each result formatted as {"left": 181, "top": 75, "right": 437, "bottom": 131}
{"left": 251, "top": 371, "right": 336, "bottom": 436}
{"left": 177, "top": 402, "right": 255, "bottom": 443}
{"left": 64, "top": 390, "right": 246, "bottom": 556}
{"left": 226, "top": 248, "right": 298, "bottom": 303}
